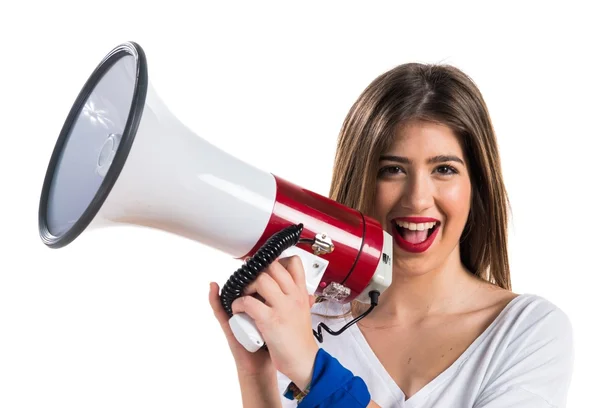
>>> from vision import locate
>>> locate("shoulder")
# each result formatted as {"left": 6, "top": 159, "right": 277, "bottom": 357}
{"left": 484, "top": 292, "right": 574, "bottom": 361}
{"left": 475, "top": 293, "right": 574, "bottom": 407}
{"left": 473, "top": 284, "right": 572, "bottom": 343}
{"left": 496, "top": 293, "right": 573, "bottom": 342}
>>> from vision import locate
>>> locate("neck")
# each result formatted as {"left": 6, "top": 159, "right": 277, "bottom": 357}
{"left": 368, "top": 248, "right": 482, "bottom": 324}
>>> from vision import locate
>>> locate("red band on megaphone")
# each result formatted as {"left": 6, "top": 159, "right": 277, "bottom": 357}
{"left": 240, "top": 175, "right": 384, "bottom": 302}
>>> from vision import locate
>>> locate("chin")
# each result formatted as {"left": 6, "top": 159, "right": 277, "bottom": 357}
{"left": 392, "top": 257, "right": 438, "bottom": 279}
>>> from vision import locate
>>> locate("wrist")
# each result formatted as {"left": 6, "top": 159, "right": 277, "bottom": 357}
{"left": 287, "top": 342, "right": 319, "bottom": 390}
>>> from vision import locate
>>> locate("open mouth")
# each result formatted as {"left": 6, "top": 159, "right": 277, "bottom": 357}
{"left": 394, "top": 220, "right": 440, "bottom": 244}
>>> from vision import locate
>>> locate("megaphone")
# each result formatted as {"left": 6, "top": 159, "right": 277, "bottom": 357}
{"left": 38, "top": 41, "right": 393, "bottom": 352}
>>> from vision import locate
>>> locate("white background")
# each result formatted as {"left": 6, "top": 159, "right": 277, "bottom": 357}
{"left": 1, "top": 1, "right": 598, "bottom": 407}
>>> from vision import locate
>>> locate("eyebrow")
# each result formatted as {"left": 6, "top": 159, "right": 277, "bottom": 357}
{"left": 379, "top": 154, "right": 465, "bottom": 166}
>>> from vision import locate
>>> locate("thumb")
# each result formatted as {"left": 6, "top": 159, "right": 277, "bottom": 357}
{"left": 309, "top": 294, "right": 317, "bottom": 308}
{"left": 208, "top": 282, "right": 232, "bottom": 328}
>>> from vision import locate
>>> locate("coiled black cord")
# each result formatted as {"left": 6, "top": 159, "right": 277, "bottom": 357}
{"left": 220, "top": 223, "right": 305, "bottom": 317}
{"left": 219, "top": 223, "right": 381, "bottom": 345}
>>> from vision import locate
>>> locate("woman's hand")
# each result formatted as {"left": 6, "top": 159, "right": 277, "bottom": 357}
{"left": 208, "top": 281, "right": 274, "bottom": 377}
{"left": 230, "top": 255, "right": 319, "bottom": 390}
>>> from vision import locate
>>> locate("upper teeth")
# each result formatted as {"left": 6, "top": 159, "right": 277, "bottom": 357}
{"left": 395, "top": 221, "right": 437, "bottom": 230}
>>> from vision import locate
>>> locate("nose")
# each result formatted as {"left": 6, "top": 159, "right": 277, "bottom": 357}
{"left": 399, "top": 172, "right": 434, "bottom": 213}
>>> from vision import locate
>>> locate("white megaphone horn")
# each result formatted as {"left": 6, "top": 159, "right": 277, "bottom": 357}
{"left": 38, "top": 41, "right": 393, "bottom": 352}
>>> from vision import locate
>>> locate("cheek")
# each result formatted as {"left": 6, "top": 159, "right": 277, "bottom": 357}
{"left": 373, "top": 184, "right": 395, "bottom": 225}
{"left": 439, "top": 181, "right": 471, "bottom": 224}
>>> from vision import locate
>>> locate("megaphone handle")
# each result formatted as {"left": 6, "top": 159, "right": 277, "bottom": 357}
{"left": 229, "top": 312, "right": 265, "bottom": 353}
{"left": 228, "top": 246, "right": 329, "bottom": 353}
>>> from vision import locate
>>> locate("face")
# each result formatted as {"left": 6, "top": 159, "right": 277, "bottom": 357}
{"left": 374, "top": 120, "right": 472, "bottom": 277}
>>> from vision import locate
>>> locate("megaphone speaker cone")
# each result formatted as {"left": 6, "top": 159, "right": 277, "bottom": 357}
{"left": 38, "top": 42, "right": 148, "bottom": 249}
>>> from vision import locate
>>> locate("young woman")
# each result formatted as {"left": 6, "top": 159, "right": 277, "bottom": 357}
{"left": 208, "top": 63, "right": 574, "bottom": 407}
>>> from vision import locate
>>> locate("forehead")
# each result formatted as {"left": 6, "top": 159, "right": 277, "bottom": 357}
{"left": 386, "top": 120, "right": 464, "bottom": 157}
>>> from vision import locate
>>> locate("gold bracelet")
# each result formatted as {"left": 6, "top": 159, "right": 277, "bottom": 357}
{"left": 283, "top": 380, "right": 311, "bottom": 403}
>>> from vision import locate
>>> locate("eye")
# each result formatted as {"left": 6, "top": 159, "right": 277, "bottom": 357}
{"left": 377, "top": 165, "right": 405, "bottom": 178}
{"left": 435, "top": 165, "right": 458, "bottom": 175}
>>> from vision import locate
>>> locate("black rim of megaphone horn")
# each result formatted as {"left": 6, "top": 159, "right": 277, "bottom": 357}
{"left": 38, "top": 41, "right": 149, "bottom": 249}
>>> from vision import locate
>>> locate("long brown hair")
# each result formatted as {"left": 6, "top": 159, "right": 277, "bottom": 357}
{"left": 323, "top": 63, "right": 511, "bottom": 317}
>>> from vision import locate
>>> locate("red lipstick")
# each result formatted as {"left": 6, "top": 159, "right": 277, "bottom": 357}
{"left": 391, "top": 217, "right": 440, "bottom": 254}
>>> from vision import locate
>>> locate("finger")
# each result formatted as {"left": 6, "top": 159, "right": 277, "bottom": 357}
{"left": 231, "top": 294, "right": 272, "bottom": 324}
{"left": 208, "top": 282, "right": 232, "bottom": 328}
{"left": 263, "top": 260, "right": 297, "bottom": 295}
{"left": 244, "top": 271, "right": 286, "bottom": 307}
{"left": 309, "top": 294, "right": 316, "bottom": 308}
{"left": 278, "top": 255, "right": 307, "bottom": 291}
{"left": 242, "top": 261, "right": 295, "bottom": 295}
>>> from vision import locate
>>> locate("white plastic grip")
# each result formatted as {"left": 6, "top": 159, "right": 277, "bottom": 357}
{"left": 228, "top": 246, "right": 329, "bottom": 352}
{"left": 229, "top": 313, "right": 266, "bottom": 352}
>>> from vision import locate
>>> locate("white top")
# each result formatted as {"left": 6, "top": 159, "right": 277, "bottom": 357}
{"left": 277, "top": 293, "right": 574, "bottom": 408}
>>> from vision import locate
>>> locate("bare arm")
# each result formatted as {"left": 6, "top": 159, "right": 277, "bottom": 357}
{"left": 238, "top": 371, "right": 282, "bottom": 408}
